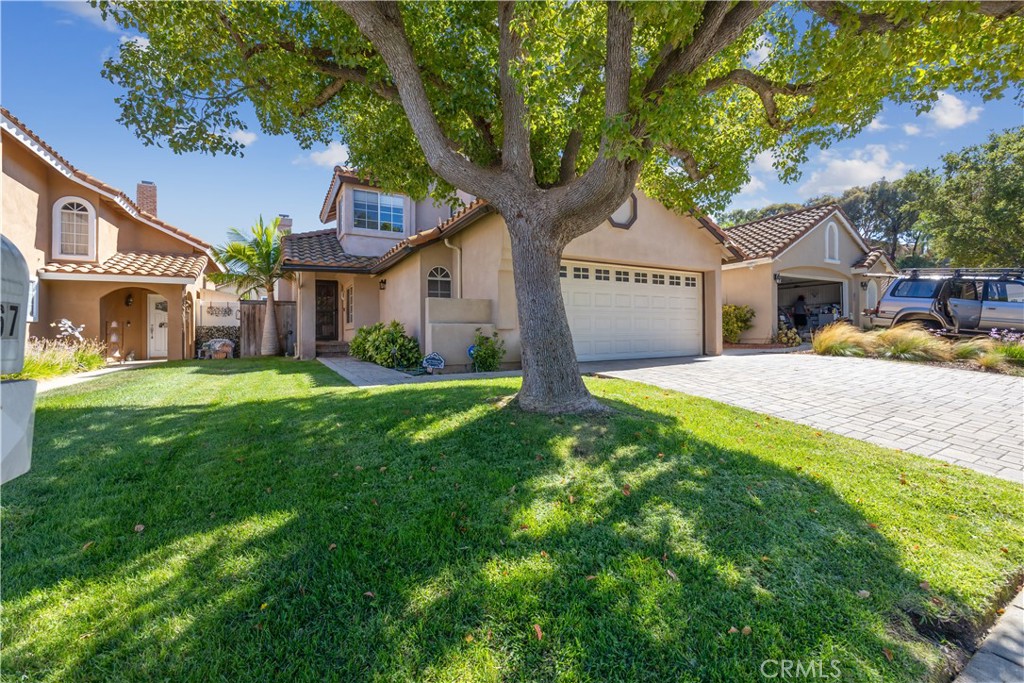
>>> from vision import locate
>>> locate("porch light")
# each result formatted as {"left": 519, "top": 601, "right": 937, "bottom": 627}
{"left": 125, "top": 293, "right": 134, "bottom": 307}
{"left": 860, "top": 281, "right": 869, "bottom": 290}
{"left": 379, "top": 279, "right": 387, "bottom": 291}
{"left": 773, "top": 273, "right": 783, "bottom": 284}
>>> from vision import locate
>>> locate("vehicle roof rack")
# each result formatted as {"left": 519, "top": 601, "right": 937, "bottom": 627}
{"left": 904, "top": 267, "right": 1024, "bottom": 280}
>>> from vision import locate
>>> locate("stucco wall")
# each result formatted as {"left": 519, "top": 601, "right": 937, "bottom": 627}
{"left": 774, "top": 219, "right": 862, "bottom": 279}
{"left": 722, "top": 263, "right": 777, "bottom": 343}
{"left": 378, "top": 253, "right": 423, "bottom": 340}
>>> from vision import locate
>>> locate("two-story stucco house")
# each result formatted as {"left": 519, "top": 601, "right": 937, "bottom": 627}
{"left": 281, "top": 166, "right": 744, "bottom": 370}
{"left": 721, "top": 204, "right": 898, "bottom": 343}
{"left": 1, "top": 108, "right": 222, "bottom": 361}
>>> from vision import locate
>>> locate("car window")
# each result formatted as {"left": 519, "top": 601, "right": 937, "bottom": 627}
{"left": 950, "top": 281, "right": 979, "bottom": 300}
{"left": 891, "top": 279, "right": 942, "bottom": 298}
{"left": 985, "top": 281, "right": 1024, "bottom": 303}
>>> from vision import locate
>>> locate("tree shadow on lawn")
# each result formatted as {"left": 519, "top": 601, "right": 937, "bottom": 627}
{"left": 1, "top": 378, "right": 1012, "bottom": 681}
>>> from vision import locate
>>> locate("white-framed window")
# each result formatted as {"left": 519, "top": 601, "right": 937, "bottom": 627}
{"left": 825, "top": 222, "right": 839, "bottom": 263}
{"left": 52, "top": 196, "right": 96, "bottom": 260}
{"left": 652, "top": 274, "right": 665, "bottom": 285}
{"left": 353, "top": 189, "right": 405, "bottom": 232}
{"left": 573, "top": 266, "right": 589, "bottom": 280}
{"left": 668, "top": 275, "right": 682, "bottom": 286}
{"left": 27, "top": 278, "right": 39, "bottom": 323}
{"left": 427, "top": 266, "right": 452, "bottom": 298}
{"left": 595, "top": 268, "right": 610, "bottom": 281}
{"left": 684, "top": 276, "right": 698, "bottom": 287}
{"left": 559, "top": 265, "right": 567, "bottom": 278}
{"left": 615, "top": 270, "right": 629, "bottom": 282}
{"left": 634, "top": 272, "right": 648, "bottom": 284}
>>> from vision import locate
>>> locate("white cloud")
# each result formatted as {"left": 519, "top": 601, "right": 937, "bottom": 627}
{"left": 119, "top": 34, "right": 150, "bottom": 49}
{"left": 865, "top": 116, "right": 890, "bottom": 132}
{"left": 744, "top": 41, "right": 772, "bottom": 68}
{"left": 751, "top": 150, "right": 775, "bottom": 174}
{"left": 739, "top": 176, "right": 767, "bottom": 195}
{"left": 902, "top": 123, "right": 921, "bottom": 136}
{"left": 799, "top": 144, "right": 911, "bottom": 197}
{"left": 50, "top": 1, "right": 120, "bottom": 33}
{"left": 229, "top": 129, "right": 258, "bottom": 146}
{"left": 295, "top": 142, "right": 349, "bottom": 167}
{"left": 925, "top": 91, "right": 983, "bottom": 129}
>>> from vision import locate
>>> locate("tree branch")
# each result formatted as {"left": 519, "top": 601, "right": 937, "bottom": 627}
{"left": 558, "top": 129, "right": 583, "bottom": 185}
{"left": 334, "top": 0, "right": 499, "bottom": 198}
{"left": 701, "top": 68, "right": 817, "bottom": 129}
{"left": 498, "top": 1, "right": 532, "bottom": 178}
{"left": 663, "top": 145, "right": 713, "bottom": 182}
{"left": 804, "top": 1, "right": 1023, "bottom": 34}
{"left": 310, "top": 62, "right": 401, "bottom": 107}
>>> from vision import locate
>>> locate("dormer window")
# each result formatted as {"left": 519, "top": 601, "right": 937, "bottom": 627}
{"left": 52, "top": 196, "right": 96, "bottom": 260}
{"left": 353, "top": 189, "right": 405, "bottom": 233}
{"left": 825, "top": 222, "right": 839, "bottom": 263}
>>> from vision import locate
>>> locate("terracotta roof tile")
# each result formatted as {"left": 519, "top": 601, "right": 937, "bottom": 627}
{"left": 1, "top": 107, "right": 212, "bottom": 251}
{"left": 723, "top": 204, "right": 840, "bottom": 260}
{"left": 281, "top": 229, "right": 379, "bottom": 270}
{"left": 852, "top": 249, "right": 884, "bottom": 269}
{"left": 40, "top": 251, "right": 208, "bottom": 280}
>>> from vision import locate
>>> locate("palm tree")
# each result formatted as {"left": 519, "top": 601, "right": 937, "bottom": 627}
{"left": 210, "top": 216, "right": 291, "bottom": 356}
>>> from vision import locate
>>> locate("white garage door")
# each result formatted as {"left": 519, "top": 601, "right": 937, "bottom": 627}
{"left": 560, "top": 261, "right": 703, "bottom": 361}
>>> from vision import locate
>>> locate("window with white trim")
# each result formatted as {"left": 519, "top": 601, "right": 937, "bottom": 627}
{"left": 427, "top": 266, "right": 452, "bottom": 298}
{"left": 684, "top": 276, "right": 698, "bottom": 287}
{"left": 559, "top": 265, "right": 567, "bottom": 278}
{"left": 615, "top": 270, "right": 629, "bottom": 282}
{"left": 52, "top": 197, "right": 96, "bottom": 260}
{"left": 595, "top": 268, "right": 610, "bottom": 281}
{"left": 825, "top": 222, "right": 839, "bottom": 262}
{"left": 27, "top": 278, "right": 39, "bottom": 323}
{"left": 668, "top": 275, "right": 681, "bottom": 286}
{"left": 353, "top": 189, "right": 405, "bottom": 232}
{"left": 573, "top": 266, "right": 589, "bottom": 280}
{"left": 652, "top": 274, "right": 665, "bottom": 285}
{"left": 634, "top": 272, "right": 648, "bottom": 284}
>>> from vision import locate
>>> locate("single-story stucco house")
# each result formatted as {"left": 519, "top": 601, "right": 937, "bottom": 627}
{"left": 1, "top": 107, "right": 226, "bottom": 361}
{"left": 721, "top": 204, "right": 898, "bottom": 343}
{"left": 280, "top": 166, "right": 744, "bottom": 370}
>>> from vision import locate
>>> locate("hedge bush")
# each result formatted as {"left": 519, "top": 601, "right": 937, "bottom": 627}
{"left": 349, "top": 321, "right": 422, "bottom": 369}
{"left": 722, "top": 304, "right": 756, "bottom": 343}
{"left": 471, "top": 328, "right": 506, "bottom": 372}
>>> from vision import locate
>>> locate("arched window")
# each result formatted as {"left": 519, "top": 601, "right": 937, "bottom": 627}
{"left": 52, "top": 196, "right": 96, "bottom": 260}
{"left": 427, "top": 266, "right": 452, "bottom": 298}
{"left": 825, "top": 222, "right": 839, "bottom": 262}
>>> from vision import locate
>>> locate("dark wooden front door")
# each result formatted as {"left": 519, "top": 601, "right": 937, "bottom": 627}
{"left": 315, "top": 280, "right": 339, "bottom": 341}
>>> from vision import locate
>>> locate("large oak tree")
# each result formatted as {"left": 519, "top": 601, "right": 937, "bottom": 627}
{"left": 97, "top": 0, "right": 1023, "bottom": 412}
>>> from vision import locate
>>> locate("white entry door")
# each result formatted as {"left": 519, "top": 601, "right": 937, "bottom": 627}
{"left": 560, "top": 261, "right": 703, "bottom": 361}
{"left": 147, "top": 294, "right": 168, "bottom": 358}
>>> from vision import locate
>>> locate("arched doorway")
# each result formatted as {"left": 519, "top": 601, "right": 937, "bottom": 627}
{"left": 99, "top": 287, "right": 166, "bottom": 361}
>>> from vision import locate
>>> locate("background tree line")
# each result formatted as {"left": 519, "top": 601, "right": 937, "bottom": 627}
{"left": 718, "top": 127, "right": 1024, "bottom": 268}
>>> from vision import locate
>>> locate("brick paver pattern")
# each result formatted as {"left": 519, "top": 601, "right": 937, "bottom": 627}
{"left": 589, "top": 354, "right": 1023, "bottom": 482}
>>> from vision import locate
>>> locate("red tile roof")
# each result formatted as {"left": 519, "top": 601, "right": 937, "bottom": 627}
{"left": 281, "top": 229, "right": 380, "bottom": 270}
{"left": 40, "top": 251, "right": 209, "bottom": 280}
{"left": 722, "top": 204, "right": 842, "bottom": 260}
{"left": 1, "top": 107, "right": 212, "bottom": 251}
{"left": 852, "top": 249, "right": 885, "bottom": 269}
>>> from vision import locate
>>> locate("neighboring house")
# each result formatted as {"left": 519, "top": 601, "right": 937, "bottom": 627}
{"left": 1, "top": 108, "right": 223, "bottom": 360}
{"left": 721, "top": 204, "right": 898, "bottom": 343}
{"left": 280, "top": 166, "right": 743, "bottom": 370}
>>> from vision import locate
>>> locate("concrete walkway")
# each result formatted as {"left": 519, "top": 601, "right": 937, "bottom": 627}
{"left": 589, "top": 354, "right": 1023, "bottom": 482}
{"left": 317, "top": 356, "right": 520, "bottom": 388}
{"left": 954, "top": 589, "right": 1024, "bottom": 683}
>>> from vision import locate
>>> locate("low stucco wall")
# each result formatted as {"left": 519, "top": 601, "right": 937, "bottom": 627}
{"left": 722, "top": 264, "right": 776, "bottom": 343}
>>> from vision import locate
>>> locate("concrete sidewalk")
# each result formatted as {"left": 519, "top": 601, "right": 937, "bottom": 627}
{"left": 954, "top": 589, "right": 1024, "bottom": 683}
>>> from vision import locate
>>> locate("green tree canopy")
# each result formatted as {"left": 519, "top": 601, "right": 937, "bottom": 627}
{"left": 908, "top": 127, "right": 1024, "bottom": 267}
{"left": 96, "top": 0, "right": 1024, "bottom": 412}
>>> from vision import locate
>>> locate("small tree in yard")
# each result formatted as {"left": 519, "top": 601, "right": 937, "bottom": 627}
{"left": 97, "top": 1, "right": 1023, "bottom": 412}
{"left": 210, "top": 216, "right": 291, "bottom": 356}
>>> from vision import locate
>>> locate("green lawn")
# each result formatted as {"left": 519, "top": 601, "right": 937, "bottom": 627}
{"left": 2, "top": 359, "right": 1021, "bottom": 682}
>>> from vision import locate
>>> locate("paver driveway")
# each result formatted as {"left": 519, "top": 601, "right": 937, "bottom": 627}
{"left": 584, "top": 353, "right": 1023, "bottom": 482}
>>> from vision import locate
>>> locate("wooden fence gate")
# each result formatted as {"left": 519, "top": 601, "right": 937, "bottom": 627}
{"left": 239, "top": 301, "right": 296, "bottom": 357}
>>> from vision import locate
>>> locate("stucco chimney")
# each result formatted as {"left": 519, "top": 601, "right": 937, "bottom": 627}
{"left": 277, "top": 214, "right": 293, "bottom": 235}
{"left": 137, "top": 181, "right": 157, "bottom": 216}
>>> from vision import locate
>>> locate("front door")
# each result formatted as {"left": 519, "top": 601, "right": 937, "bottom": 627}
{"left": 315, "top": 280, "right": 339, "bottom": 341}
{"left": 147, "top": 294, "right": 168, "bottom": 358}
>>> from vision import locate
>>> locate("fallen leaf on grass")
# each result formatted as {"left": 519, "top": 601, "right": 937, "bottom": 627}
{"left": 996, "top": 608, "right": 1005, "bottom": 615}
{"left": 760, "top": 555, "right": 770, "bottom": 562}
{"left": 371, "top": 499, "right": 378, "bottom": 506}
{"left": 379, "top": 466, "right": 387, "bottom": 472}
{"left": 622, "top": 483, "right": 631, "bottom": 496}
{"left": 519, "top": 524, "right": 529, "bottom": 530}
{"left": 234, "top": 457, "right": 244, "bottom": 464}
{"left": 931, "top": 597, "right": 944, "bottom": 606}
{"left": 533, "top": 624, "right": 543, "bottom": 641}
{"left": 666, "top": 569, "right": 678, "bottom": 581}
{"left": 585, "top": 575, "right": 597, "bottom": 581}
{"left": 465, "top": 634, "right": 474, "bottom": 642}
{"left": 133, "top": 524, "right": 145, "bottom": 533}
{"left": 328, "top": 543, "right": 337, "bottom": 551}
{"left": 727, "top": 627, "right": 739, "bottom": 634}
{"left": 540, "top": 550, "right": 549, "bottom": 558}
{"left": 355, "top": 465, "right": 363, "bottom": 471}
{"left": 919, "top": 581, "right": 931, "bottom": 591}
{"left": 657, "top": 453, "right": 664, "bottom": 459}
{"left": 857, "top": 590, "right": 871, "bottom": 599}
{"left": 79, "top": 633, "right": 93, "bottom": 640}
{"left": 867, "top": 523, "right": 879, "bottom": 529}
{"left": 741, "top": 626, "right": 752, "bottom": 636}
{"left": 1000, "top": 547, "right": 1009, "bottom": 553}
{"left": 260, "top": 603, "right": 268, "bottom": 610}
{"left": 364, "top": 591, "right": 375, "bottom": 598}
{"left": 568, "top": 494, "right": 575, "bottom": 504}
{"left": 81, "top": 541, "right": 94, "bottom": 552}
{"left": 882, "top": 648, "right": 894, "bottom": 662}
{"left": 265, "top": 487, "right": 272, "bottom": 494}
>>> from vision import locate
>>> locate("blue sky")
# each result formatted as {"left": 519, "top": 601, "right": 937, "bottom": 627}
{"left": 2, "top": 1, "right": 1022, "bottom": 246}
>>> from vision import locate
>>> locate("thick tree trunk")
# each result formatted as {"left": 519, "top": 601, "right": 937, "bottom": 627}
{"left": 261, "top": 286, "right": 280, "bottom": 356}
{"left": 506, "top": 214, "right": 606, "bottom": 414}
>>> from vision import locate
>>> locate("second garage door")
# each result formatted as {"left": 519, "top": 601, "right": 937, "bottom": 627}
{"left": 560, "top": 260, "right": 703, "bottom": 361}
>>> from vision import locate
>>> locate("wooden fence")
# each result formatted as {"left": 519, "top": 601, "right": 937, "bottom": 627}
{"left": 239, "top": 301, "right": 296, "bottom": 357}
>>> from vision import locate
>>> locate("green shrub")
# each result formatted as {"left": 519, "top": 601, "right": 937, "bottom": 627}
{"left": 722, "top": 304, "right": 756, "bottom": 343}
{"left": 3, "top": 337, "right": 106, "bottom": 380}
{"left": 471, "top": 328, "right": 506, "bottom": 372}
{"left": 349, "top": 321, "right": 422, "bottom": 369}
{"left": 811, "top": 322, "right": 874, "bottom": 357}
{"left": 873, "top": 324, "right": 952, "bottom": 362}
{"left": 997, "top": 342, "right": 1024, "bottom": 366}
